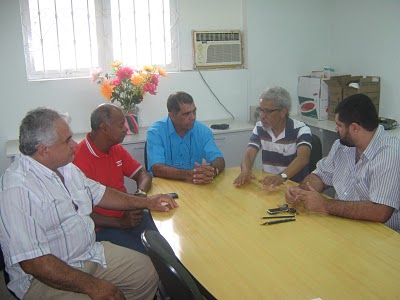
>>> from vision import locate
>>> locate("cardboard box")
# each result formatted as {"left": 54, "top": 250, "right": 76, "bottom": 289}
{"left": 297, "top": 76, "right": 328, "bottom": 120}
{"left": 342, "top": 76, "right": 380, "bottom": 113}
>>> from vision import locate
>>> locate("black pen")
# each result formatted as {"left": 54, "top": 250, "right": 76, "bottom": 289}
{"left": 261, "top": 218, "right": 296, "bottom": 226}
{"left": 261, "top": 216, "right": 296, "bottom": 219}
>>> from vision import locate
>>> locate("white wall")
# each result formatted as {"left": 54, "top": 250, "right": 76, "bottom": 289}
{"left": 1, "top": 0, "right": 400, "bottom": 175}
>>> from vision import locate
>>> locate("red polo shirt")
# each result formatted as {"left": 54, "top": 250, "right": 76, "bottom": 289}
{"left": 74, "top": 133, "right": 142, "bottom": 220}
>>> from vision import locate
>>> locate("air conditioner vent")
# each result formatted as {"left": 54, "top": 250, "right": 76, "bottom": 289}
{"left": 193, "top": 30, "right": 243, "bottom": 69}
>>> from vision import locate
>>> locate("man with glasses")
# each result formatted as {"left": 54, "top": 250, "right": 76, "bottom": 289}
{"left": 74, "top": 104, "right": 157, "bottom": 254}
{"left": 234, "top": 86, "right": 312, "bottom": 187}
{"left": 146, "top": 91, "right": 225, "bottom": 184}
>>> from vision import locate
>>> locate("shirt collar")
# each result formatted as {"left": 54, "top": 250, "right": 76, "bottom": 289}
{"left": 167, "top": 117, "right": 194, "bottom": 138}
{"left": 20, "top": 153, "right": 63, "bottom": 180}
{"left": 85, "top": 133, "right": 106, "bottom": 158}
{"left": 362, "top": 125, "right": 385, "bottom": 160}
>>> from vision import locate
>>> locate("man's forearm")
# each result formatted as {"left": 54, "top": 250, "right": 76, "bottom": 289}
{"left": 99, "top": 188, "right": 148, "bottom": 210}
{"left": 298, "top": 173, "right": 325, "bottom": 192}
{"left": 151, "top": 164, "right": 192, "bottom": 182}
{"left": 211, "top": 157, "right": 225, "bottom": 176}
{"left": 324, "top": 200, "right": 394, "bottom": 223}
{"left": 20, "top": 255, "right": 99, "bottom": 296}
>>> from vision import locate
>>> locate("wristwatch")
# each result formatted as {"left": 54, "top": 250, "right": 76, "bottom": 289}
{"left": 280, "top": 173, "right": 288, "bottom": 182}
{"left": 134, "top": 189, "right": 147, "bottom": 197}
{"left": 213, "top": 167, "right": 220, "bottom": 178}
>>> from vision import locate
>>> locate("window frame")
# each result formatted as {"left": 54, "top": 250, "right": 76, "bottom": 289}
{"left": 19, "top": 0, "right": 179, "bottom": 81}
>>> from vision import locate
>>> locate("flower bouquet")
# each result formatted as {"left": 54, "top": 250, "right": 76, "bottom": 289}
{"left": 90, "top": 61, "right": 167, "bottom": 134}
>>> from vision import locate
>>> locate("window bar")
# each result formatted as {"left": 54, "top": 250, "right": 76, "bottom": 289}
{"left": 53, "top": 0, "right": 62, "bottom": 76}
{"left": 85, "top": 0, "right": 94, "bottom": 68}
{"left": 132, "top": 0, "right": 138, "bottom": 66}
{"left": 117, "top": 0, "right": 123, "bottom": 60}
{"left": 70, "top": 0, "right": 79, "bottom": 71}
{"left": 161, "top": 0, "right": 167, "bottom": 67}
{"left": 146, "top": 0, "right": 153, "bottom": 64}
{"left": 36, "top": 0, "right": 46, "bottom": 77}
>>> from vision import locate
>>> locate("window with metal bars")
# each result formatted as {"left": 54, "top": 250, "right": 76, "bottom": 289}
{"left": 19, "top": 0, "right": 178, "bottom": 80}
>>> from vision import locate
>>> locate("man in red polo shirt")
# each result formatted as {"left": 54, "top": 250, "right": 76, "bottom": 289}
{"left": 74, "top": 103, "right": 157, "bottom": 254}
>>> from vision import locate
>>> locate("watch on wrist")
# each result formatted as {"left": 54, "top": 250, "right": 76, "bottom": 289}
{"left": 280, "top": 173, "right": 288, "bottom": 182}
{"left": 134, "top": 189, "right": 147, "bottom": 197}
{"left": 213, "top": 167, "right": 220, "bottom": 178}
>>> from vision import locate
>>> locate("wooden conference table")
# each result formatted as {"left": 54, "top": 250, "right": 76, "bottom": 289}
{"left": 149, "top": 167, "right": 400, "bottom": 299}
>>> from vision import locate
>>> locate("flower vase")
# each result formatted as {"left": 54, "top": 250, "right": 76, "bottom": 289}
{"left": 123, "top": 106, "right": 139, "bottom": 135}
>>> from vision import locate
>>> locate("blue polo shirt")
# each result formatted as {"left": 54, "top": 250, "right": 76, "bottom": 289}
{"left": 146, "top": 117, "right": 223, "bottom": 176}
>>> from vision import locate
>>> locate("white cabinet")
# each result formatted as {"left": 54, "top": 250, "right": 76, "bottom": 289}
{"left": 122, "top": 142, "right": 146, "bottom": 193}
{"left": 213, "top": 130, "right": 252, "bottom": 168}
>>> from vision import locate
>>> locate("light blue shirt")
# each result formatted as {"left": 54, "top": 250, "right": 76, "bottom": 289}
{"left": 146, "top": 117, "right": 223, "bottom": 176}
{"left": 0, "top": 154, "right": 106, "bottom": 299}
{"left": 313, "top": 125, "right": 400, "bottom": 232}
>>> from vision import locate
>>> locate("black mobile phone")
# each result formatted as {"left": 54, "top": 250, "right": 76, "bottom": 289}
{"left": 166, "top": 193, "right": 179, "bottom": 199}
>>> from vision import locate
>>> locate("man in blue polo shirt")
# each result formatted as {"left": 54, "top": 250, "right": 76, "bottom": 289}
{"left": 234, "top": 86, "right": 312, "bottom": 187}
{"left": 146, "top": 91, "right": 225, "bottom": 184}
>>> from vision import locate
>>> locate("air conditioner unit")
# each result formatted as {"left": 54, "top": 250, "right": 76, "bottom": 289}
{"left": 193, "top": 30, "right": 243, "bottom": 69}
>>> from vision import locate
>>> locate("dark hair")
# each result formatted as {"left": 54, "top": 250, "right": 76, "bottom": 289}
{"left": 335, "top": 93, "right": 379, "bottom": 131}
{"left": 167, "top": 91, "right": 194, "bottom": 115}
{"left": 91, "top": 103, "right": 121, "bottom": 130}
{"left": 19, "top": 107, "right": 69, "bottom": 156}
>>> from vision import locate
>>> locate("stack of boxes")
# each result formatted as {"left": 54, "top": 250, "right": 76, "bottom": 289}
{"left": 298, "top": 74, "right": 381, "bottom": 121}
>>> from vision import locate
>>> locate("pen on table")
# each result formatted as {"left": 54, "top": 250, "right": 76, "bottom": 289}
{"left": 261, "top": 218, "right": 296, "bottom": 226}
{"left": 261, "top": 215, "right": 296, "bottom": 219}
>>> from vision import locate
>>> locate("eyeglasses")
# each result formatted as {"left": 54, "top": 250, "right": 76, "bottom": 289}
{"left": 256, "top": 107, "right": 279, "bottom": 114}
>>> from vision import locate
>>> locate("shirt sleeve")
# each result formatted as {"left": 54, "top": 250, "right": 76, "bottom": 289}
{"left": 203, "top": 130, "right": 224, "bottom": 163}
{"left": 313, "top": 140, "right": 341, "bottom": 187}
{"left": 146, "top": 125, "right": 167, "bottom": 176}
{"left": 248, "top": 125, "right": 261, "bottom": 150}
{"left": 119, "top": 145, "right": 142, "bottom": 178}
{"left": 297, "top": 126, "right": 312, "bottom": 149}
{"left": 368, "top": 143, "right": 400, "bottom": 208}
{"left": 0, "top": 187, "right": 51, "bottom": 265}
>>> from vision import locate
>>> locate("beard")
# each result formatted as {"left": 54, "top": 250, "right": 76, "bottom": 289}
{"left": 338, "top": 132, "right": 355, "bottom": 147}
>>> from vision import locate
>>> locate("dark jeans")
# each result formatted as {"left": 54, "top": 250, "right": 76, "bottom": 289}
{"left": 95, "top": 209, "right": 158, "bottom": 254}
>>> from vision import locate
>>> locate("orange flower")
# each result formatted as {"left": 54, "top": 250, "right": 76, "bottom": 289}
{"left": 143, "top": 65, "right": 155, "bottom": 72}
{"left": 131, "top": 73, "right": 145, "bottom": 85}
{"left": 158, "top": 67, "right": 167, "bottom": 77}
{"left": 100, "top": 81, "right": 115, "bottom": 100}
{"left": 111, "top": 61, "right": 122, "bottom": 69}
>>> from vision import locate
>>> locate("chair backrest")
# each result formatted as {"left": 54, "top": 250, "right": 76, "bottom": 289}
{"left": 309, "top": 134, "right": 322, "bottom": 172}
{"left": 144, "top": 141, "right": 148, "bottom": 171}
{"left": 141, "top": 230, "right": 203, "bottom": 300}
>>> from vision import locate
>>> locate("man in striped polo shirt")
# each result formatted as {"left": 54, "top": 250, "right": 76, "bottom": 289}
{"left": 286, "top": 93, "right": 400, "bottom": 232}
{"left": 234, "top": 86, "right": 312, "bottom": 187}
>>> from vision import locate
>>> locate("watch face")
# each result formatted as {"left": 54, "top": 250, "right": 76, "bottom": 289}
{"left": 280, "top": 173, "right": 288, "bottom": 180}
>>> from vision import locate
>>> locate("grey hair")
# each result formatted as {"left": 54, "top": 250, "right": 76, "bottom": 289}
{"left": 259, "top": 86, "right": 292, "bottom": 114}
{"left": 19, "top": 107, "right": 69, "bottom": 156}
{"left": 91, "top": 103, "right": 122, "bottom": 130}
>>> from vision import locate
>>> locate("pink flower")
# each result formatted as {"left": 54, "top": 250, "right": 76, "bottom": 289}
{"left": 151, "top": 74, "right": 159, "bottom": 85}
{"left": 116, "top": 67, "right": 134, "bottom": 80}
{"left": 89, "top": 68, "right": 103, "bottom": 83}
{"left": 110, "top": 78, "right": 121, "bottom": 86}
{"left": 143, "top": 82, "right": 157, "bottom": 95}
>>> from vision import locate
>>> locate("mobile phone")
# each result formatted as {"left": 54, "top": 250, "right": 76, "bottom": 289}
{"left": 166, "top": 193, "right": 179, "bottom": 199}
{"left": 266, "top": 208, "right": 284, "bottom": 214}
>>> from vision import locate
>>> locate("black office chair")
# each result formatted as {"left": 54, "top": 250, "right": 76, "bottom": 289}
{"left": 141, "top": 230, "right": 205, "bottom": 300}
{"left": 144, "top": 141, "right": 148, "bottom": 171}
{"left": 309, "top": 134, "right": 322, "bottom": 172}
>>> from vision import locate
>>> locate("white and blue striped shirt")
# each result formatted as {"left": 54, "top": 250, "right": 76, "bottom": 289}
{"left": 314, "top": 125, "right": 400, "bottom": 232}
{"left": 0, "top": 154, "right": 106, "bottom": 299}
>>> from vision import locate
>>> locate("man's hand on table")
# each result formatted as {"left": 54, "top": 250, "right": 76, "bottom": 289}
{"left": 285, "top": 182, "right": 328, "bottom": 213}
{"left": 146, "top": 194, "right": 179, "bottom": 211}
{"left": 233, "top": 171, "right": 255, "bottom": 187}
{"left": 260, "top": 174, "right": 285, "bottom": 188}
{"left": 191, "top": 162, "right": 215, "bottom": 184}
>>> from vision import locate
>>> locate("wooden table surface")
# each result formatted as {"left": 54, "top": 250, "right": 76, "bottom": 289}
{"left": 150, "top": 167, "right": 400, "bottom": 300}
